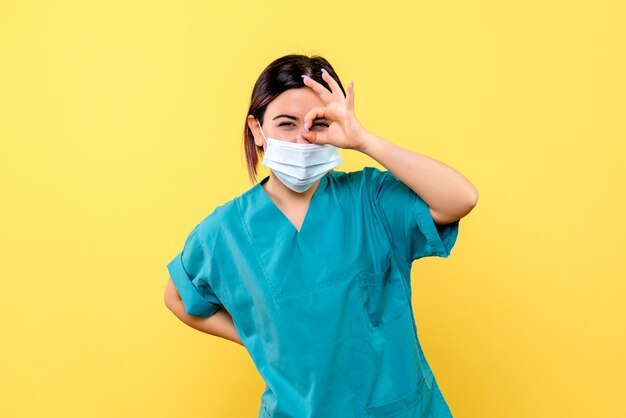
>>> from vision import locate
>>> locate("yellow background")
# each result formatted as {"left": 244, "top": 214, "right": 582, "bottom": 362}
{"left": 1, "top": 1, "right": 625, "bottom": 417}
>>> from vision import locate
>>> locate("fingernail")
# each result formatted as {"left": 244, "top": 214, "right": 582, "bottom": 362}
{"left": 304, "top": 122, "right": 309, "bottom": 132}
{"left": 321, "top": 68, "right": 328, "bottom": 74}
{"left": 302, "top": 74, "right": 310, "bottom": 79}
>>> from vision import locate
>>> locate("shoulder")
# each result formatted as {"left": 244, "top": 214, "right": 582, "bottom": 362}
{"left": 329, "top": 166, "right": 391, "bottom": 194}
{"left": 191, "top": 198, "right": 238, "bottom": 248}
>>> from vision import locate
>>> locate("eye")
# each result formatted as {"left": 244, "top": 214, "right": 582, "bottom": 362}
{"left": 278, "top": 121, "right": 295, "bottom": 127}
{"left": 313, "top": 122, "right": 329, "bottom": 129}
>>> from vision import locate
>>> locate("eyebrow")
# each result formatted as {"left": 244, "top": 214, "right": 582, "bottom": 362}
{"left": 271, "top": 114, "right": 328, "bottom": 121}
{"left": 272, "top": 114, "right": 298, "bottom": 121}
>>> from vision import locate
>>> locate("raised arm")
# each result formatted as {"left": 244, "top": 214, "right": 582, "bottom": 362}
{"left": 164, "top": 278, "right": 244, "bottom": 346}
{"left": 357, "top": 132, "right": 478, "bottom": 225}
{"left": 300, "top": 72, "right": 478, "bottom": 225}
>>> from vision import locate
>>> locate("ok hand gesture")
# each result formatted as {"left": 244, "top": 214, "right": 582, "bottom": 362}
{"left": 301, "top": 69, "right": 367, "bottom": 151}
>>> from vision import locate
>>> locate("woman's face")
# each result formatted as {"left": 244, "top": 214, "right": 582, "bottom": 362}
{"left": 248, "top": 87, "right": 330, "bottom": 148}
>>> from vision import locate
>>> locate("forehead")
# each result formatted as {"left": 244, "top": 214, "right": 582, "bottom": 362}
{"left": 265, "top": 88, "right": 325, "bottom": 117}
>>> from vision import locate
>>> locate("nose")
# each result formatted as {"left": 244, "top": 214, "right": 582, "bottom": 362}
{"left": 295, "top": 129, "right": 311, "bottom": 144}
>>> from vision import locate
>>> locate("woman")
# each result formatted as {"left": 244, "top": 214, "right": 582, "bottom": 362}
{"left": 164, "top": 54, "right": 478, "bottom": 418}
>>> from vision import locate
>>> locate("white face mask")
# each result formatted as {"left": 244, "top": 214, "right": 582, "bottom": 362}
{"left": 256, "top": 119, "right": 342, "bottom": 193}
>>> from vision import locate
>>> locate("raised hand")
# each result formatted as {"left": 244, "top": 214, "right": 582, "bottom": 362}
{"left": 301, "top": 69, "right": 367, "bottom": 150}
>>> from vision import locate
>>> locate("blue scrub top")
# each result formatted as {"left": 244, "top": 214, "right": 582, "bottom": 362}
{"left": 167, "top": 167, "right": 460, "bottom": 418}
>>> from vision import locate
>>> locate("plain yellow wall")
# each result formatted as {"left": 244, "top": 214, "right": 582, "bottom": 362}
{"left": 1, "top": 1, "right": 625, "bottom": 417}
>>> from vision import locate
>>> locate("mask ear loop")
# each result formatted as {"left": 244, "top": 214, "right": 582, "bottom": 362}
{"left": 256, "top": 119, "right": 274, "bottom": 184}
{"left": 256, "top": 119, "right": 269, "bottom": 152}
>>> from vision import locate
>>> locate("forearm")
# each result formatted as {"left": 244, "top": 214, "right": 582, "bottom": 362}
{"left": 177, "top": 305, "right": 244, "bottom": 346}
{"left": 164, "top": 280, "right": 244, "bottom": 346}
{"left": 357, "top": 130, "right": 478, "bottom": 223}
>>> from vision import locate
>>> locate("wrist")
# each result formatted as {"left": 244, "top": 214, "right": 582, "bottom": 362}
{"left": 355, "top": 130, "right": 382, "bottom": 155}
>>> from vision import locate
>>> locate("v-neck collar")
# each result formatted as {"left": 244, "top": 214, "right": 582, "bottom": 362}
{"left": 255, "top": 174, "right": 328, "bottom": 234}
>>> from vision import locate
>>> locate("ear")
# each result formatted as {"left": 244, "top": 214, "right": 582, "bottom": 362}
{"left": 247, "top": 115, "right": 266, "bottom": 148}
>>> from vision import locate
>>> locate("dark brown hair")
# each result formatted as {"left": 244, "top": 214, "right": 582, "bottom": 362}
{"left": 243, "top": 54, "right": 345, "bottom": 184}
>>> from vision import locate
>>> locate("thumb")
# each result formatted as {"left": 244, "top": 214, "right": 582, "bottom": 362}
{"left": 301, "top": 130, "right": 319, "bottom": 144}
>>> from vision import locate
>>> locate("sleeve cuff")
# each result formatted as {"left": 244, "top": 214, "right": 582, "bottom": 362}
{"left": 413, "top": 197, "right": 460, "bottom": 259}
{"left": 167, "top": 253, "right": 221, "bottom": 317}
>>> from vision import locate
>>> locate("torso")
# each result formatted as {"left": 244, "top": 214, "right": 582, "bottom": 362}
{"left": 195, "top": 168, "right": 456, "bottom": 417}
{"left": 261, "top": 177, "right": 320, "bottom": 232}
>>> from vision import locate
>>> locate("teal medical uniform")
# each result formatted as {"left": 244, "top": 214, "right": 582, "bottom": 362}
{"left": 167, "top": 167, "right": 460, "bottom": 418}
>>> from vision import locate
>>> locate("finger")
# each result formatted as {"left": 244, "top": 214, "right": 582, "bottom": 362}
{"left": 302, "top": 75, "right": 333, "bottom": 105}
{"left": 303, "top": 106, "right": 327, "bottom": 131}
{"left": 321, "top": 68, "right": 345, "bottom": 101}
{"left": 302, "top": 128, "right": 331, "bottom": 144}
{"left": 346, "top": 80, "right": 355, "bottom": 113}
{"left": 301, "top": 129, "right": 321, "bottom": 144}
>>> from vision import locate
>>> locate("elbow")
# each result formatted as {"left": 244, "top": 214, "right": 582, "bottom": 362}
{"left": 458, "top": 192, "right": 478, "bottom": 220}
{"left": 440, "top": 188, "right": 478, "bottom": 224}
{"left": 164, "top": 290, "right": 175, "bottom": 313}
{"left": 467, "top": 187, "right": 479, "bottom": 212}
{"left": 461, "top": 184, "right": 479, "bottom": 215}
{"left": 163, "top": 278, "right": 181, "bottom": 312}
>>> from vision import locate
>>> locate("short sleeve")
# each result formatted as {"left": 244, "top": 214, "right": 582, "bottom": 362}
{"left": 365, "top": 167, "right": 460, "bottom": 264}
{"left": 166, "top": 224, "right": 222, "bottom": 317}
